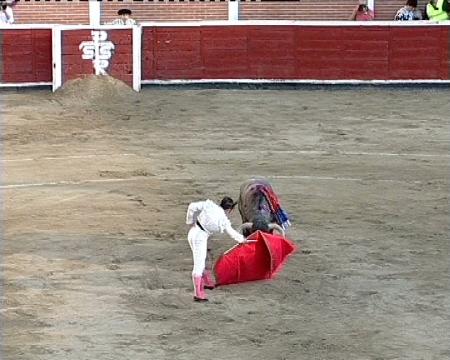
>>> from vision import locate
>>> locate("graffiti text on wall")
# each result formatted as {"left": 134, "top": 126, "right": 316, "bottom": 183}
{"left": 79, "top": 31, "right": 115, "bottom": 75}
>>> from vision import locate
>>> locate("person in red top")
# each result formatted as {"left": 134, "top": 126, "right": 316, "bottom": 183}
{"left": 350, "top": 0, "right": 375, "bottom": 20}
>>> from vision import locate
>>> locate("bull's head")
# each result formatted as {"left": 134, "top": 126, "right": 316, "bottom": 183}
{"left": 238, "top": 214, "right": 285, "bottom": 238}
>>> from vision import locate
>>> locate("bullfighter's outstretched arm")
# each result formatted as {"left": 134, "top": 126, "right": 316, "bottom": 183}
{"left": 224, "top": 221, "right": 245, "bottom": 244}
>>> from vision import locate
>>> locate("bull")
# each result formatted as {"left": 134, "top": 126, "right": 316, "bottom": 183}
{"left": 237, "top": 177, "right": 286, "bottom": 238}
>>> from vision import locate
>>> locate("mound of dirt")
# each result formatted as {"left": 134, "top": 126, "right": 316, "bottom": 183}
{"left": 53, "top": 75, "right": 137, "bottom": 111}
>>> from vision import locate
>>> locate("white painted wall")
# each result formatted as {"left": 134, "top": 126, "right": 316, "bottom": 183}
{"left": 89, "top": 0, "right": 101, "bottom": 27}
{"left": 228, "top": 1, "right": 239, "bottom": 21}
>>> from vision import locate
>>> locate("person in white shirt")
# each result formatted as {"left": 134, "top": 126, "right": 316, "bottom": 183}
{"left": 186, "top": 196, "right": 248, "bottom": 302}
{"left": 111, "top": 8, "right": 136, "bottom": 26}
{"left": 0, "top": 3, "right": 14, "bottom": 24}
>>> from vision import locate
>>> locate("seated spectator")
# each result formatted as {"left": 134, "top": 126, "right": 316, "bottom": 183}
{"left": 395, "top": 0, "right": 423, "bottom": 20}
{"left": 111, "top": 8, "right": 136, "bottom": 25}
{"left": 426, "top": 0, "right": 449, "bottom": 20}
{"left": 350, "top": 0, "right": 374, "bottom": 20}
{"left": 0, "top": 2, "right": 14, "bottom": 24}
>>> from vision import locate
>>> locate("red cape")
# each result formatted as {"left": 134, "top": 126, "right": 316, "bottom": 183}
{"left": 214, "top": 230, "right": 298, "bottom": 286}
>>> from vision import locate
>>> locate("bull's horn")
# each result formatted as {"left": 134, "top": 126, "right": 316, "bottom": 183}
{"left": 268, "top": 223, "right": 285, "bottom": 237}
{"left": 238, "top": 222, "right": 253, "bottom": 234}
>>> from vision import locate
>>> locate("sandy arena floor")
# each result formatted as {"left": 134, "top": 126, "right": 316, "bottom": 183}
{"left": 0, "top": 78, "right": 449, "bottom": 360}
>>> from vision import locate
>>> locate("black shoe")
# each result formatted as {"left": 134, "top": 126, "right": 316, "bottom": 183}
{"left": 194, "top": 296, "right": 209, "bottom": 302}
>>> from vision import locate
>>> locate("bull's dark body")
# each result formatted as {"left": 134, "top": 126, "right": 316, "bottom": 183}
{"left": 238, "top": 178, "right": 277, "bottom": 237}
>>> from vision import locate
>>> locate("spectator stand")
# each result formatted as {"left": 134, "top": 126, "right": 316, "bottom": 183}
{"left": 9, "top": 0, "right": 433, "bottom": 24}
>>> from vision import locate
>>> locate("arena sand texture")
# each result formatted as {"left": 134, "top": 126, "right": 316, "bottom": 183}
{"left": 0, "top": 76, "right": 449, "bottom": 360}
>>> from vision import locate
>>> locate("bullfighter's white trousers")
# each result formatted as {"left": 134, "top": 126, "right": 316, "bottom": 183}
{"left": 188, "top": 225, "right": 209, "bottom": 277}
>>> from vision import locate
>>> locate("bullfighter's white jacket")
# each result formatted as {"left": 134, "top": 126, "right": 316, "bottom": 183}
{"left": 186, "top": 200, "right": 244, "bottom": 243}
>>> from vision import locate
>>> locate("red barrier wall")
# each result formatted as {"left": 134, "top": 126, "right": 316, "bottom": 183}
{"left": 0, "top": 29, "right": 52, "bottom": 83}
{"left": 142, "top": 25, "right": 450, "bottom": 81}
{"left": 1, "top": 24, "right": 449, "bottom": 88}
{"left": 62, "top": 29, "right": 133, "bottom": 87}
